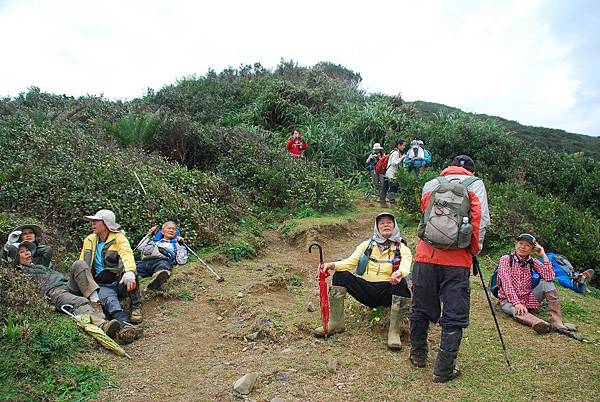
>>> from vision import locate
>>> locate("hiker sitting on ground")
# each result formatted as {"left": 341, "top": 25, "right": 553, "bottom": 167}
{"left": 136, "top": 221, "right": 188, "bottom": 290}
{"left": 314, "top": 212, "right": 412, "bottom": 350}
{"left": 13, "top": 241, "right": 141, "bottom": 343}
{"left": 366, "top": 143, "right": 384, "bottom": 195}
{"left": 72, "top": 209, "right": 144, "bottom": 325}
{"left": 497, "top": 234, "right": 580, "bottom": 338}
{"left": 2, "top": 223, "right": 53, "bottom": 267}
{"left": 286, "top": 129, "right": 308, "bottom": 158}
{"left": 403, "top": 140, "right": 426, "bottom": 174}
{"left": 545, "top": 252, "right": 594, "bottom": 294}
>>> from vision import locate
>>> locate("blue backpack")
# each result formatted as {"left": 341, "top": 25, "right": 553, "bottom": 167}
{"left": 490, "top": 253, "right": 540, "bottom": 298}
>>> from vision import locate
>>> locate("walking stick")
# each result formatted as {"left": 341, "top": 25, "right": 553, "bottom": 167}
{"left": 183, "top": 242, "right": 225, "bottom": 282}
{"left": 473, "top": 255, "right": 511, "bottom": 367}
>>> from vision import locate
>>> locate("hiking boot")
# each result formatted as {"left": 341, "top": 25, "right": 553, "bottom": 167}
{"left": 147, "top": 270, "right": 171, "bottom": 291}
{"left": 545, "top": 289, "right": 567, "bottom": 330}
{"left": 116, "top": 324, "right": 143, "bottom": 344}
{"left": 578, "top": 269, "right": 594, "bottom": 284}
{"left": 433, "top": 366, "right": 461, "bottom": 383}
{"left": 515, "top": 313, "right": 552, "bottom": 334}
{"left": 314, "top": 286, "right": 346, "bottom": 337}
{"left": 101, "top": 319, "right": 122, "bottom": 339}
{"left": 410, "top": 319, "right": 429, "bottom": 368}
{"left": 129, "top": 307, "right": 143, "bottom": 324}
{"left": 388, "top": 295, "right": 410, "bottom": 350}
{"left": 432, "top": 327, "right": 462, "bottom": 383}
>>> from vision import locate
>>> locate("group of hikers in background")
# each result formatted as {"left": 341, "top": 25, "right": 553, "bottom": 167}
{"left": 2, "top": 137, "right": 595, "bottom": 384}
{"left": 366, "top": 139, "right": 432, "bottom": 207}
{"left": 1, "top": 212, "right": 190, "bottom": 345}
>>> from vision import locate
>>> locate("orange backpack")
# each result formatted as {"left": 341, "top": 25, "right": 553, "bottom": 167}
{"left": 374, "top": 154, "right": 390, "bottom": 174}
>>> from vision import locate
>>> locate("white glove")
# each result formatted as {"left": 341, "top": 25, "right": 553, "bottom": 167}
{"left": 120, "top": 271, "right": 137, "bottom": 291}
{"left": 8, "top": 230, "right": 22, "bottom": 244}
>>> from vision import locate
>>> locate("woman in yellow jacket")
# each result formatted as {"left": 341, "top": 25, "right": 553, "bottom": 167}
{"left": 315, "top": 212, "right": 412, "bottom": 350}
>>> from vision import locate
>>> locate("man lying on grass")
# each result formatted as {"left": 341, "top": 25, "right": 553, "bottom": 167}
{"left": 496, "top": 234, "right": 582, "bottom": 340}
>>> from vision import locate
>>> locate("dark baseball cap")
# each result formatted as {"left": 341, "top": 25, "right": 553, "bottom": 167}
{"left": 516, "top": 233, "right": 537, "bottom": 245}
{"left": 450, "top": 155, "right": 475, "bottom": 173}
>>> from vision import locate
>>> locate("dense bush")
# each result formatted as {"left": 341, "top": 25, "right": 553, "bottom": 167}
{"left": 0, "top": 113, "right": 241, "bottom": 258}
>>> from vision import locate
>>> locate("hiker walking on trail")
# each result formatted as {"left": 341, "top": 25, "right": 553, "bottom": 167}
{"left": 71, "top": 209, "right": 144, "bottom": 325}
{"left": 366, "top": 143, "right": 384, "bottom": 196}
{"left": 410, "top": 155, "right": 490, "bottom": 383}
{"left": 136, "top": 221, "right": 188, "bottom": 290}
{"left": 286, "top": 129, "right": 308, "bottom": 158}
{"left": 2, "top": 223, "right": 53, "bottom": 267}
{"left": 496, "top": 234, "right": 582, "bottom": 339}
{"left": 314, "top": 212, "right": 412, "bottom": 350}
{"left": 13, "top": 241, "right": 141, "bottom": 343}
{"left": 379, "top": 139, "right": 406, "bottom": 208}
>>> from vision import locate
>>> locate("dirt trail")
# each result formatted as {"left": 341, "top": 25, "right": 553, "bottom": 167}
{"left": 96, "top": 199, "right": 599, "bottom": 401}
{"left": 97, "top": 199, "right": 389, "bottom": 401}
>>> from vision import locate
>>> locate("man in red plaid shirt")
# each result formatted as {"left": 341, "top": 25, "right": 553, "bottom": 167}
{"left": 498, "top": 233, "right": 575, "bottom": 335}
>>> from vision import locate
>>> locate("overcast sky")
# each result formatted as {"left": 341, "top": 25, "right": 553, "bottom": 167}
{"left": 1, "top": 0, "right": 599, "bottom": 136}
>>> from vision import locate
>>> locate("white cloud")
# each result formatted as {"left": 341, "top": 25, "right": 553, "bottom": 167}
{"left": 0, "top": 0, "right": 598, "bottom": 135}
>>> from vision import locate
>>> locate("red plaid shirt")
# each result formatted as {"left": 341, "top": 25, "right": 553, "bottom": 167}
{"left": 497, "top": 253, "right": 554, "bottom": 308}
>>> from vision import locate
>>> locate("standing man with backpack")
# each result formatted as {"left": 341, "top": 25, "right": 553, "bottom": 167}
{"left": 410, "top": 155, "right": 490, "bottom": 383}
{"left": 366, "top": 143, "right": 384, "bottom": 196}
{"left": 379, "top": 139, "right": 406, "bottom": 208}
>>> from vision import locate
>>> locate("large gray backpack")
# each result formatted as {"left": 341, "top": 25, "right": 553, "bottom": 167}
{"left": 417, "top": 176, "right": 480, "bottom": 249}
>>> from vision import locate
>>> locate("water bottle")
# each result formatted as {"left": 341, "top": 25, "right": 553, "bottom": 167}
{"left": 458, "top": 217, "right": 473, "bottom": 248}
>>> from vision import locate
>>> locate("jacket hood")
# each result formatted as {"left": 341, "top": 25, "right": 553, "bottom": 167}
{"left": 372, "top": 212, "right": 404, "bottom": 244}
{"left": 440, "top": 166, "right": 474, "bottom": 177}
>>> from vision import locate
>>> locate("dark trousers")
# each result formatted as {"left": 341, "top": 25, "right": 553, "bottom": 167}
{"left": 380, "top": 177, "right": 398, "bottom": 203}
{"left": 410, "top": 262, "right": 471, "bottom": 329}
{"left": 332, "top": 271, "right": 411, "bottom": 308}
{"left": 136, "top": 258, "right": 173, "bottom": 278}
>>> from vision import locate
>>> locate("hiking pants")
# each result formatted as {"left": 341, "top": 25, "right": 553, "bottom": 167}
{"left": 410, "top": 262, "right": 471, "bottom": 329}
{"left": 136, "top": 258, "right": 173, "bottom": 277}
{"left": 46, "top": 284, "right": 107, "bottom": 325}
{"left": 500, "top": 280, "right": 557, "bottom": 317}
{"left": 332, "top": 271, "right": 411, "bottom": 308}
{"left": 97, "top": 280, "right": 141, "bottom": 317}
{"left": 380, "top": 178, "right": 398, "bottom": 203}
{"left": 369, "top": 170, "right": 383, "bottom": 195}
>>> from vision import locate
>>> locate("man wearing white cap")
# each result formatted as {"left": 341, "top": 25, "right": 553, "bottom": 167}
{"left": 70, "top": 209, "right": 143, "bottom": 325}
{"left": 366, "top": 143, "right": 384, "bottom": 196}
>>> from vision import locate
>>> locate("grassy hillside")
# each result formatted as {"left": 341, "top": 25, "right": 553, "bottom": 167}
{"left": 411, "top": 100, "right": 600, "bottom": 160}
{"left": 1, "top": 60, "right": 599, "bottom": 400}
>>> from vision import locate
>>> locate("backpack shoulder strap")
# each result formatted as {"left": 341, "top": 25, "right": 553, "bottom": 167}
{"left": 355, "top": 239, "right": 376, "bottom": 275}
{"left": 436, "top": 176, "right": 448, "bottom": 185}
{"left": 460, "top": 176, "right": 480, "bottom": 188}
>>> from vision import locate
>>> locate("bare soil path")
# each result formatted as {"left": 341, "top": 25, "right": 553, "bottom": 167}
{"left": 95, "top": 199, "right": 600, "bottom": 401}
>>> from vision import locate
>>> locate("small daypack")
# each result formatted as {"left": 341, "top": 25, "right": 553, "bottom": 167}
{"left": 489, "top": 253, "right": 540, "bottom": 298}
{"left": 417, "top": 176, "right": 480, "bottom": 249}
{"left": 375, "top": 153, "right": 390, "bottom": 175}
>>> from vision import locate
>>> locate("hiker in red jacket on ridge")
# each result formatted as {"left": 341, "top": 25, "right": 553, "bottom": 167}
{"left": 286, "top": 129, "right": 308, "bottom": 157}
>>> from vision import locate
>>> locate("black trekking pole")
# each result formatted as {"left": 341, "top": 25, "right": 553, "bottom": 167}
{"left": 473, "top": 255, "right": 511, "bottom": 367}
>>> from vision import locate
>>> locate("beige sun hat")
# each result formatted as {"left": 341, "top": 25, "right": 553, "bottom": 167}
{"left": 84, "top": 209, "right": 121, "bottom": 232}
{"left": 372, "top": 142, "right": 384, "bottom": 151}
